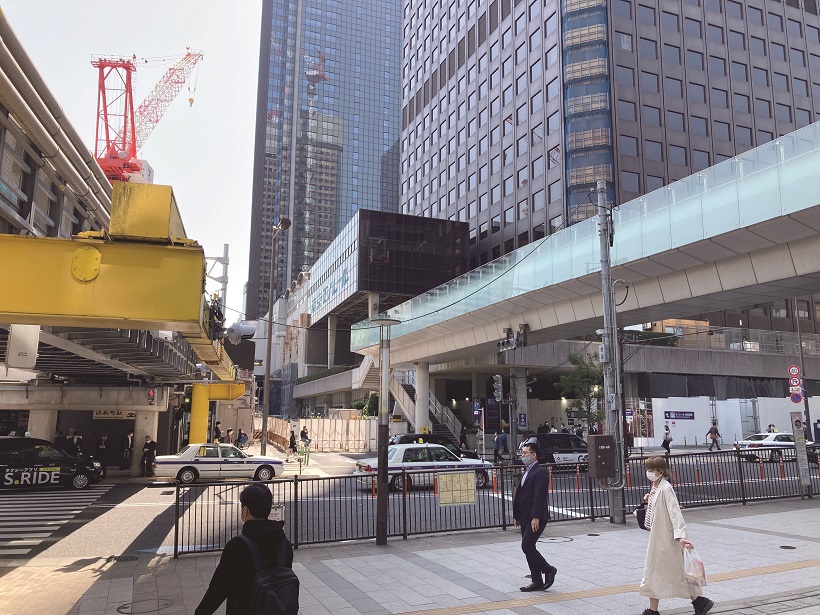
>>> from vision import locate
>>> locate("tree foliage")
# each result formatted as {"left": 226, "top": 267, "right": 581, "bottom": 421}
{"left": 556, "top": 352, "right": 605, "bottom": 426}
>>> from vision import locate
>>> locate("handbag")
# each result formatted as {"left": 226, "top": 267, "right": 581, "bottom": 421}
{"left": 634, "top": 504, "right": 649, "bottom": 531}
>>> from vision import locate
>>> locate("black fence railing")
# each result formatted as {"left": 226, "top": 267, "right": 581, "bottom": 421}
{"left": 174, "top": 448, "right": 820, "bottom": 557}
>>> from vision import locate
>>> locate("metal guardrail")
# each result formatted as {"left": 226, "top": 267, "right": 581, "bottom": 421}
{"left": 174, "top": 448, "right": 820, "bottom": 557}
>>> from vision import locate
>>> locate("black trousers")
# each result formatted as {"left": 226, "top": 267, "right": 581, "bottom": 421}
{"left": 661, "top": 439, "right": 671, "bottom": 454}
{"left": 520, "top": 521, "right": 550, "bottom": 581}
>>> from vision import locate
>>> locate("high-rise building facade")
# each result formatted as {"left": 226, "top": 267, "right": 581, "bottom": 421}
{"left": 247, "top": 0, "right": 402, "bottom": 318}
{"left": 401, "top": 0, "right": 820, "bottom": 268}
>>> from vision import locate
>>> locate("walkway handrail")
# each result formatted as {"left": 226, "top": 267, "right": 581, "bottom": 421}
{"left": 405, "top": 367, "right": 462, "bottom": 440}
{"left": 388, "top": 374, "right": 415, "bottom": 424}
{"left": 351, "top": 355, "right": 375, "bottom": 390}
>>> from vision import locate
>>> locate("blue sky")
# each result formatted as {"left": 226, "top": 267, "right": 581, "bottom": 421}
{"left": 4, "top": 1, "right": 263, "bottom": 321}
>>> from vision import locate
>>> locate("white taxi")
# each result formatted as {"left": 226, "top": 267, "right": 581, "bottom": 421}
{"left": 352, "top": 443, "right": 493, "bottom": 491}
{"left": 155, "top": 443, "right": 284, "bottom": 484}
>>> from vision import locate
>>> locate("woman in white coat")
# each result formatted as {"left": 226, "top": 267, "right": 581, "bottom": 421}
{"left": 638, "top": 456, "right": 713, "bottom": 615}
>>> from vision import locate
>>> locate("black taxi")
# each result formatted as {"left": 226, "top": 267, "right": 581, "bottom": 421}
{"left": 0, "top": 436, "right": 103, "bottom": 490}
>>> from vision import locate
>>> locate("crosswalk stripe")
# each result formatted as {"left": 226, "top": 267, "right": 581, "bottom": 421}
{"left": 0, "top": 485, "right": 113, "bottom": 558}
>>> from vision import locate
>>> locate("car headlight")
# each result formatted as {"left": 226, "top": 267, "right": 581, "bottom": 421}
{"left": 93, "top": 461, "right": 102, "bottom": 468}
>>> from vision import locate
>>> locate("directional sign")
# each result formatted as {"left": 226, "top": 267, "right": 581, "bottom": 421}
{"left": 789, "top": 376, "right": 802, "bottom": 387}
{"left": 790, "top": 392, "right": 803, "bottom": 404}
{"left": 788, "top": 365, "right": 801, "bottom": 376}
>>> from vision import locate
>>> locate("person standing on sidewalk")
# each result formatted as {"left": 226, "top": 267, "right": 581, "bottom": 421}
{"left": 513, "top": 442, "right": 557, "bottom": 592}
{"left": 288, "top": 431, "right": 298, "bottom": 461}
{"left": 214, "top": 422, "right": 222, "bottom": 443}
{"left": 196, "top": 484, "right": 296, "bottom": 615}
{"left": 706, "top": 422, "right": 721, "bottom": 451}
{"left": 120, "top": 430, "right": 133, "bottom": 470}
{"left": 661, "top": 426, "right": 672, "bottom": 455}
{"left": 459, "top": 423, "right": 468, "bottom": 449}
{"left": 141, "top": 435, "right": 156, "bottom": 477}
{"left": 638, "top": 456, "right": 714, "bottom": 615}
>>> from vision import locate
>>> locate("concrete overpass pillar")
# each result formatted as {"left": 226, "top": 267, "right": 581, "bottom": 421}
{"left": 415, "top": 362, "right": 430, "bottom": 433}
{"left": 327, "top": 314, "right": 337, "bottom": 368}
{"left": 367, "top": 292, "right": 380, "bottom": 318}
{"left": 471, "top": 372, "right": 487, "bottom": 400}
{"left": 27, "top": 408, "right": 58, "bottom": 440}
{"left": 133, "top": 409, "right": 159, "bottom": 477}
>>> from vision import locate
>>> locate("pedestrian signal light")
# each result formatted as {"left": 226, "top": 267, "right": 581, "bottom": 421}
{"left": 147, "top": 388, "right": 156, "bottom": 405}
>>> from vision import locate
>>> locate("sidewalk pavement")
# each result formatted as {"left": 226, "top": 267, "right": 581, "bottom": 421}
{"left": 2, "top": 496, "right": 819, "bottom": 615}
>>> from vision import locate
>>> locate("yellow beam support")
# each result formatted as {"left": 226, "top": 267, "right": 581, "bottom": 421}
{"left": 189, "top": 382, "right": 246, "bottom": 444}
{"left": 0, "top": 234, "right": 205, "bottom": 332}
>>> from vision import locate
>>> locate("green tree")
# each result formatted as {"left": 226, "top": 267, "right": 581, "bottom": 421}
{"left": 556, "top": 352, "right": 605, "bottom": 426}
{"left": 365, "top": 393, "right": 379, "bottom": 417}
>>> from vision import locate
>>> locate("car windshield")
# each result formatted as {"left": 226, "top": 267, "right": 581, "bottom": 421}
{"left": 745, "top": 434, "right": 769, "bottom": 441}
{"left": 387, "top": 448, "right": 398, "bottom": 460}
{"left": 176, "top": 445, "right": 193, "bottom": 456}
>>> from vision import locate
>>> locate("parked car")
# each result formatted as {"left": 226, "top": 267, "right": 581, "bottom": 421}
{"left": 735, "top": 432, "right": 817, "bottom": 462}
{"left": 155, "top": 443, "right": 284, "bottom": 484}
{"left": 516, "top": 433, "right": 589, "bottom": 467}
{"left": 353, "top": 443, "right": 493, "bottom": 490}
{"left": 388, "top": 433, "right": 480, "bottom": 459}
{"left": 0, "top": 436, "right": 103, "bottom": 490}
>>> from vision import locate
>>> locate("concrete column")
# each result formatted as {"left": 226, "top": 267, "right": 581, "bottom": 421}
{"left": 132, "top": 409, "right": 159, "bottom": 477}
{"left": 327, "top": 314, "right": 337, "bottom": 368}
{"left": 28, "top": 408, "right": 58, "bottom": 440}
{"left": 367, "top": 292, "right": 380, "bottom": 318}
{"left": 415, "top": 362, "right": 430, "bottom": 433}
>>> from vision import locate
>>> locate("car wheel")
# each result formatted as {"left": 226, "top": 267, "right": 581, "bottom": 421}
{"left": 475, "top": 470, "right": 488, "bottom": 489}
{"left": 255, "top": 466, "right": 274, "bottom": 481}
{"left": 390, "top": 474, "right": 411, "bottom": 492}
{"left": 769, "top": 449, "right": 783, "bottom": 462}
{"left": 177, "top": 467, "right": 198, "bottom": 484}
{"left": 70, "top": 472, "right": 90, "bottom": 490}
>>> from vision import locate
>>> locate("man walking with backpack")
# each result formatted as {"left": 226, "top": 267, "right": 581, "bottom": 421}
{"left": 196, "top": 484, "right": 298, "bottom": 615}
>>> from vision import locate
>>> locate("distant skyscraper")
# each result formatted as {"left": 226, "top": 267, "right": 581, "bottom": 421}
{"left": 247, "top": 0, "right": 402, "bottom": 318}
{"left": 402, "top": 0, "right": 820, "bottom": 268}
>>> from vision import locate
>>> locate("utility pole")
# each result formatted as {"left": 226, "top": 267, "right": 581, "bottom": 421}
{"left": 597, "top": 180, "right": 626, "bottom": 524}
{"left": 509, "top": 370, "right": 518, "bottom": 453}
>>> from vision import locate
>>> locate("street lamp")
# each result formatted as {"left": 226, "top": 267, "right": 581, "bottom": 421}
{"left": 261, "top": 217, "right": 292, "bottom": 456}
{"left": 370, "top": 314, "right": 401, "bottom": 546}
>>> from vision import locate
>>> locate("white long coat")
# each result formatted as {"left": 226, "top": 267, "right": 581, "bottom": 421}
{"left": 638, "top": 479, "right": 701, "bottom": 600}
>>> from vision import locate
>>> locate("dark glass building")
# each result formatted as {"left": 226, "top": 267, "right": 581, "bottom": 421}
{"left": 246, "top": 0, "right": 402, "bottom": 318}
{"left": 401, "top": 0, "right": 820, "bottom": 268}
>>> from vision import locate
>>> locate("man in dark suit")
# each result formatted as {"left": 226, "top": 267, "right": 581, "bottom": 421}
{"left": 513, "top": 442, "right": 557, "bottom": 592}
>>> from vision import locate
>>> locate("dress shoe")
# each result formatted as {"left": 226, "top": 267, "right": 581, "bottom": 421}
{"left": 519, "top": 582, "right": 545, "bottom": 592}
{"left": 692, "top": 596, "right": 714, "bottom": 615}
{"left": 542, "top": 566, "right": 557, "bottom": 589}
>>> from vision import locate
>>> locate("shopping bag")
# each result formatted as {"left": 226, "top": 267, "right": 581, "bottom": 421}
{"left": 683, "top": 547, "right": 708, "bottom": 590}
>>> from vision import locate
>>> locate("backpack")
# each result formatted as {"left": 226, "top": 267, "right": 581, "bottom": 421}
{"left": 239, "top": 535, "right": 299, "bottom": 615}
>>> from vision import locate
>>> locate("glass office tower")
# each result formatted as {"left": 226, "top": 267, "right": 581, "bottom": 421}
{"left": 247, "top": 0, "right": 402, "bottom": 318}
{"left": 401, "top": 0, "right": 820, "bottom": 268}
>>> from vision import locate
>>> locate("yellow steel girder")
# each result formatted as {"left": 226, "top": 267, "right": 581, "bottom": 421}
{"left": 1, "top": 183, "right": 237, "bottom": 381}
{"left": 189, "top": 382, "right": 246, "bottom": 444}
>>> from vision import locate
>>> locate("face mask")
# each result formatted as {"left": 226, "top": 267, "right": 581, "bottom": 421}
{"left": 522, "top": 454, "right": 536, "bottom": 466}
{"left": 646, "top": 470, "right": 660, "bottom": 482}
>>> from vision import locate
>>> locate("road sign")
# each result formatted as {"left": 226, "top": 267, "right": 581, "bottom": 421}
{"left": 790, "top": 386, "right": 803, "bottom": 394}
{"left": 790, "top": 392, "right": 803, "bottom": 404}
{"left": 789, "top": 376, "right": 802, "bottom": 387}
{"left": 788, "top": 365, "right": 801, "bottom": 376}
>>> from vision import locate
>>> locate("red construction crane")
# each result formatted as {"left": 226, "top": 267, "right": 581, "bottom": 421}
{"left": 92, "top": 49, "right": 203, "bottom": 183}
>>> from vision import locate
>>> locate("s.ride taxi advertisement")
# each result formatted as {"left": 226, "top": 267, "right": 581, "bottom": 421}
{"left": 3, "top": 466, "right": 61, "bottom": 486}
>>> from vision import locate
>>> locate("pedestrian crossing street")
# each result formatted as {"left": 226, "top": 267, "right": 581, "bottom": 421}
{"left": 0, "top": 485, "right": 113, "bottom": 557}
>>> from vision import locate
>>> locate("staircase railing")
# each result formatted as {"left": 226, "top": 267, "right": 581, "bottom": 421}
{"left": 405, "top": 369, "right": 462, "bottom": 440}
{"left": 388, "top": 373, "right": 415, "bottom": 424}
{"left": 351, "top": 355, "right": 375, "bottom": 390}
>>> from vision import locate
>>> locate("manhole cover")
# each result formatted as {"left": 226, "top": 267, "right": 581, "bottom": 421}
{"left": 117, "top": 600, "right": 172, "bottom": 614}
{"left": 539, "top": 536, "right": 573, "bottom": 544}
{"left": 107, "top": 555, "right": 138, "bottom": 563}
{"left": 780, "top": 545, "right": 797, "bottom": 550}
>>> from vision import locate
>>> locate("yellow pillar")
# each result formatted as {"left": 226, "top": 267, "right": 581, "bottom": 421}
{"left": 189, "top": 382, "right": 246, "bottom": 444}
{"left": 190, "top": 383, "right": 211, "bottom": 445}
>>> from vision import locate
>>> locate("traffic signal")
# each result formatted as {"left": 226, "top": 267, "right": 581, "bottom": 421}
{"left": 492, "top": 374, "right": 503, "bottom": 402}
{"left": 497, "top": 337, "right": 517, "bottom": 352}
{"left": 147, "top": 388, "right": 156, "bottom": 405}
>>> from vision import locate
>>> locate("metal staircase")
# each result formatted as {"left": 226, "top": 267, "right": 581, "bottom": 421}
{"left": 391, "top": 370, "right": 463, "bottom": 442}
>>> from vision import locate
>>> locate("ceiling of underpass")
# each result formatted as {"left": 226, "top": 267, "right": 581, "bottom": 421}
{"left": 0, "top": 326, "right": 199, "bottom": 385}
